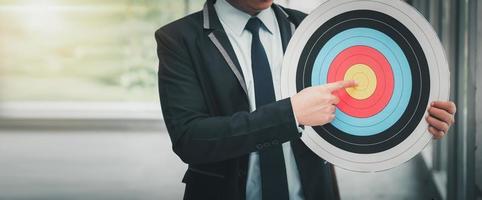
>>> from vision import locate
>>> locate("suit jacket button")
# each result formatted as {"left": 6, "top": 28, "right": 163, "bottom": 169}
{"left": 256, "top": 144, "right": 263, "bottom": 150}
{"left": 272, "top": 140, "right": 279, "bottom": 145}
{"left": 263, "top": 142, "right": 271, "bottom": 148}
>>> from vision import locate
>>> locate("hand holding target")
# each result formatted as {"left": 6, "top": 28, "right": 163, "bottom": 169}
{"left": 291, "top": 80, "right": 357, "bottom": 126}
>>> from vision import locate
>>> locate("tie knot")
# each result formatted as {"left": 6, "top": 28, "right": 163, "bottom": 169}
{"left": 245, "top": 17, "right": 263, "bottom": 35}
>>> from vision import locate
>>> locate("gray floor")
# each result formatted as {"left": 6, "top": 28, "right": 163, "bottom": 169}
{"left": 0, "top": 125, "right": 439, "bottom": 200}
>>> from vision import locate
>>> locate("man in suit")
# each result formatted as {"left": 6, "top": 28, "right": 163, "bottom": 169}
{"left": 155, "top": 0, "right": 457, "bottom": 199}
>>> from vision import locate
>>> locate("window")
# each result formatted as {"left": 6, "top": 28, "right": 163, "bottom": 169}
{"left": 0, "top": 0, "right": 202, "bottom": 102}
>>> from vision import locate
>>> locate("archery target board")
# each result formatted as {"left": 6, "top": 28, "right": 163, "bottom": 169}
{"left": 280, "top": 0, "right": 450, "bottom": 172}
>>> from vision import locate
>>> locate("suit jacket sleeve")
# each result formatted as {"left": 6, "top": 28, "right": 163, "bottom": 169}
{"left": 155, "top": 28, "right": 300, "bottom": 165}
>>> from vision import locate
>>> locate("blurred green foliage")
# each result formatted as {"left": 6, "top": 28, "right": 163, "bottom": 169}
{"left": 0, "top": 0, "right": 203, "bottom": 102}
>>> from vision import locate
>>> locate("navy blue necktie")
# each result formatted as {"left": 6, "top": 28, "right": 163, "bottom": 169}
{"left": 245, "top": 17, "right": 289, "bottom": 200}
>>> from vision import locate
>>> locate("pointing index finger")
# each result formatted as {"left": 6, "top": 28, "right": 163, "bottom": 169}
{"left": 325, "top": 80, "right": 357, "bottom": 92}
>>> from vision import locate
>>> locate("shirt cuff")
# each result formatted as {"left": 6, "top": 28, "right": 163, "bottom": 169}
{"left": 291, "top": 103, "right": 305, "bottom": 133}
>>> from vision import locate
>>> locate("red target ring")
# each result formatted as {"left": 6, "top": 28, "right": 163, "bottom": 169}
{"left": 327, "top": 46, "right": 394, "bottom": 118}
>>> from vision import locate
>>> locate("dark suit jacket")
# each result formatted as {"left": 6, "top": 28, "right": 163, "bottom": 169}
{"left": 155, "top": 0, "right": 340, "bottom": 199}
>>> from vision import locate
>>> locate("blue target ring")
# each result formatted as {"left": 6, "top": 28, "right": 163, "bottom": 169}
{"left": 311, "top": 28, "right": 412, "bottom": 136}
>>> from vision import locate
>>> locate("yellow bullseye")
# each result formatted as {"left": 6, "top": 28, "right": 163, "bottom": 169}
{"left": 344, "top": 64, "right": 377, "bottom": 100}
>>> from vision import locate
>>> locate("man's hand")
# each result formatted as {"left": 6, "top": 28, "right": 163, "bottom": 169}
{"left": 426, "top": 101, "right": 456, "bottom": 139}
{"left": 291, "top": 80, "right": 357, "bottom": 126}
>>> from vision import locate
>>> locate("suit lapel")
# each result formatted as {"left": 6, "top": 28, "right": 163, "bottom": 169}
{"left": 203, "top": 0, "right": 248, "bottom": 96}
{"left": 272, "top": 4, "right": 296, "bottom": 52}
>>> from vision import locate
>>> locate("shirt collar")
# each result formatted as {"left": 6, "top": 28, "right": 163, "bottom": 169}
{"left": 214, "top": 0, "right": 277, "bottom": 36}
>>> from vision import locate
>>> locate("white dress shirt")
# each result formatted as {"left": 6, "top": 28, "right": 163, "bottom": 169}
{"left": 214, "top": 1, "right": 304, "bottom": 200}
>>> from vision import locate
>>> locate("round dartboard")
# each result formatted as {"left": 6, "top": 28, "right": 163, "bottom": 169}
{"left": 281, "top": 0, "right": 450, "bottom": 172}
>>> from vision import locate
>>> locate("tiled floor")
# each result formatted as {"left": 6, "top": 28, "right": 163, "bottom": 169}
{"left": 0, "top": 127, "right": 439, "bottom": 200}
